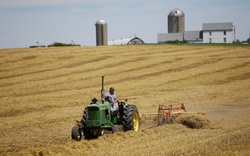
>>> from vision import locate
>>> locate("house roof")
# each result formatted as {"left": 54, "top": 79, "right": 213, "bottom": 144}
{"left": 202, "top": 22, "right": 233, "bottom": 31}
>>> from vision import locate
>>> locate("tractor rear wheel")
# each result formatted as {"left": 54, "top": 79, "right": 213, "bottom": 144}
{"left": 71, "top": 126, "right": 82, "bottom": 141}
{"left": 81, "top": 107, "right": 95, "bottom": 139}
{"left": 122, "top": 105, "right": 140, "bottom": 131}
{"left": 81, "top": 107, "right": 88, "bottom": 126}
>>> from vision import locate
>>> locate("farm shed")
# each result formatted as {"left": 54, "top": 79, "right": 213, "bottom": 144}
{"left": 158, "top": 31, "right": 203, "bottom": 43}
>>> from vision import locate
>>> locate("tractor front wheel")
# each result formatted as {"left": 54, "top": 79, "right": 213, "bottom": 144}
{"left": 71, "top": 126, "right": 82, "bottom": 141}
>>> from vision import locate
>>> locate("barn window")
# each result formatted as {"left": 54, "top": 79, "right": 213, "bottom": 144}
{"left": 209, "top": 31, "right": 212, "bottom": 35}
{"left": 224, "top": 38, "right": 226, "bottom": 43}
{"left": 224, "top": 31, "right": 226, "bottom": 35}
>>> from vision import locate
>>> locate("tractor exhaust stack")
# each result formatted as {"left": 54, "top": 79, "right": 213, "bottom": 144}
{"left": 101, "top": 76, "right": 105, "bottom": 103}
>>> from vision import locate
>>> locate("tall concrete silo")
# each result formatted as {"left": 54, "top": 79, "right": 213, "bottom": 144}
{"left": 168, "top": 8, "right": 185, "bottom": 33}
{"left": 95, "top": 19, "right": 108, "bottom": 46}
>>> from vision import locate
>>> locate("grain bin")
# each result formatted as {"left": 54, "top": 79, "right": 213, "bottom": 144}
{"left": 168, "top": 8, "right": 185, "bottom": 33}
{"left": 95, "top": 19, "right": 108, "bottom": 46}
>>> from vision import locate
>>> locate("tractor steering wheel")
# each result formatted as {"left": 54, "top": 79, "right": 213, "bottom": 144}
{"left": 105, "top": 96, "right": 112, "bottom": 103}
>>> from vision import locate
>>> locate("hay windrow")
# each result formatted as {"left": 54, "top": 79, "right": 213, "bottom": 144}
{"left": 174, "top": 114, "right": 211, "bottom": 129}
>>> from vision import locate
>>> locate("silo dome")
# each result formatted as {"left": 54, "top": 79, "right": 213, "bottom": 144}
{"left": 168, "top": 8, "right": 185, "bottom": 33}
{"left": 168, "top": 8, "right": 185, "bottom": 17}
{"left": 95, "top": 19, "right": 107, "bottom": 25}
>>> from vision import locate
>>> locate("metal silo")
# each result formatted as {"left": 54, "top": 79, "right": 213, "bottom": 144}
{"left": 168, "top": 8, "right": 185, "bottom": 33}
{"left": 95, "top": 19, "right": 108, "bottom": 46}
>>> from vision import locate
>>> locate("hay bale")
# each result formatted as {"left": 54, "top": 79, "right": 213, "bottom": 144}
{"left": 174, "top": 114, "right": 210, "bottom": 129}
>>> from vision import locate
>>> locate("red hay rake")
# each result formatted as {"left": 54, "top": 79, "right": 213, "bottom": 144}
{"left": 140, "top": 103, "right": 205, "bottom": 129}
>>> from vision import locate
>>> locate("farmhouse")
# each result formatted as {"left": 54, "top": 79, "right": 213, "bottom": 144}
{"left": 158, "top": 22, "right": 234, "bottom": 44}
{"left": 202, "top": 22, "right": 234, "bottom": 43}
{"left": 157, "top": 8, "right": 235, "bottom": 43}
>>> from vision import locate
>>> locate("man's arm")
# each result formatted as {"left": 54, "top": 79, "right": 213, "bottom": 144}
{"left": 113, "top": 94, "right": 117, "bottom": 104}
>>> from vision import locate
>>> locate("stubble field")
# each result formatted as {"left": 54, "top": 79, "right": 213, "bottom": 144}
{"left": 0, "top": 44, "right": 250, "bottom": 155}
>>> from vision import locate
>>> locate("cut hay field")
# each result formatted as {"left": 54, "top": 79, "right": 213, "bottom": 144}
{"left": 0, "top": 45, "right": 250, "bottom": 156}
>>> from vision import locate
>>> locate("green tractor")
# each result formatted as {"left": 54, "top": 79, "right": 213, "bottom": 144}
{"left": 71, "top": 76, "right": 140, "bottom": 141}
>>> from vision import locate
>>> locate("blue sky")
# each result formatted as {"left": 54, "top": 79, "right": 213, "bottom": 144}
{"left": 0, "top": 0, "right": 249, "bottom": 48}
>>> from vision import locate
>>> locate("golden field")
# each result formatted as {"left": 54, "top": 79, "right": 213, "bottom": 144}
{"left": 0, "top": 45, "right": 250, "bottom": 155}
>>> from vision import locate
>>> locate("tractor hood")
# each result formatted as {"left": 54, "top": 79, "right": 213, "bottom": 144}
{"left": 85, "top": 101, "right": 112, "bottom": 128}
{"left": 87, "top": 101, "right": 110, "bottom": 110}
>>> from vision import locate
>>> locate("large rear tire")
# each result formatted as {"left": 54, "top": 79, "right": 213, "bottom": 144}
{"left": 81, "top": 107, "right": 88, "bottom": 126}
{"left": 71, "top": 126, "right": 82, "bottom": 141}
{"left": 122, "top": 105, "right": 140, "bottom": 131}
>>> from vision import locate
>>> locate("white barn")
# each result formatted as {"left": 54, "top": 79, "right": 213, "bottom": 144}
{"left": 202, "top": 22, "right": 234, "bottom": 43}
{"left": 108, "top": 36, "right": 144, "bottom": 45}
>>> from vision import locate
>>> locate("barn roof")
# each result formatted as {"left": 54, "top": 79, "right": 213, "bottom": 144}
{"left": 108, "top": 36, "right": 144, "bottom": 45}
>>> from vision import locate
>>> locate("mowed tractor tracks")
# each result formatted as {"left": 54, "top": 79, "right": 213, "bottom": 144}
{"left": 0, "top": 45, "right": 250, "bottom": 155}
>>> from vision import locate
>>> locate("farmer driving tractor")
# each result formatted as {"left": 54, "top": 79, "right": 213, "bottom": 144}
{"left": 105, "top": 87, "right": 117, "bottom": 112}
